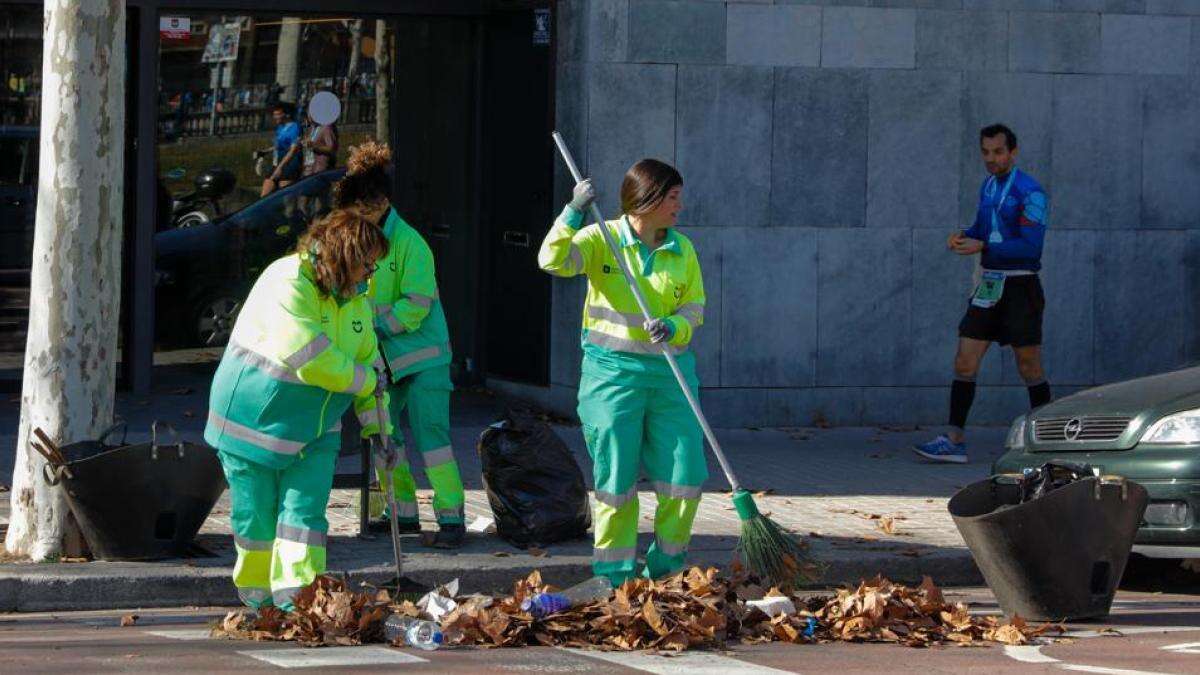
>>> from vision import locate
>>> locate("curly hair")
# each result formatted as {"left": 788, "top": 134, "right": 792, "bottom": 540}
{"left": 295, "top": 208, "right": 388, "bottom": 297}
{"left": 333, "top": 140, "right": 392, "bottom": 209}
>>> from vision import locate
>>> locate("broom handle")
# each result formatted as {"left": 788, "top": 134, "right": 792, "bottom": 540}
{"left": 551, "top": 131, "right": 743, "bottom": 494}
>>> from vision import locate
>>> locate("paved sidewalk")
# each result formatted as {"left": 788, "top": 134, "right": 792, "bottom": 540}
{"left": 0, "top": 363, "right": 1007, "bottom": 611}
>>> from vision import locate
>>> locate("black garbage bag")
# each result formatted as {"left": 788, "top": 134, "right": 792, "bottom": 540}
{"left": 477, "top": 413, "right": 591, "bottom": 548}
{"left": 1019, "top": 461, "right": 1095, "bottom": 503}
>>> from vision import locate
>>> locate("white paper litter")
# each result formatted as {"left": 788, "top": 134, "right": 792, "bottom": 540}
{"left": 746, "top": 596, "right": 796, "bottom": 618}
{"left": 417, "top": 578, "right": 461, "bottom": 622}
{"left": 467, "top": 516, "right": 496, "bottom": 534}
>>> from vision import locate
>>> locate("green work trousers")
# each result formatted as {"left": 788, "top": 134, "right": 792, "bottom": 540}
{"left": 577, "top": 373, "right": 707, "bottom": 586}
{"left": 218, "top": 434, "right": 339, "bottom": 612}
{"left": 378, "top": 365, "right": 466, "bottom": 526}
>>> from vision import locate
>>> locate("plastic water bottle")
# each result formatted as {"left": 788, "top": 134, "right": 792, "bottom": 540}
{"left": 522, "top": 576, "right": 613, "bottom": 618}
{"left": 384, "top": 614, "right": 443, "bottom": 651}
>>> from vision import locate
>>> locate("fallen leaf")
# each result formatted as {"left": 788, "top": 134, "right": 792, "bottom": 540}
{"left": 492, "top": 551, "right": 510, "bottom": 557}
{"left": 120, "top": 614, "right": 139, "bottom": 627}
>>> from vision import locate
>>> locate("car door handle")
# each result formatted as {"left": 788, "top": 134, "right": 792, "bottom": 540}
{"left": 502, "top": 231, "right": 530, "bottom": 248}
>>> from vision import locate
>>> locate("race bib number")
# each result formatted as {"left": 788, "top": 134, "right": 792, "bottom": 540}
{"left": 971, "top": 271, "right": 1005, "bottom": 309}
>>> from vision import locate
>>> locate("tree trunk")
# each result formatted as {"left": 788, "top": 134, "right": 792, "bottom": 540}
{"left": 5, "top": 0, "right": 126, "bottom": 561}
{"left": 374, "top": 19, "right": 391, "bottom": 144}
{"left": 236, "top": 17, "right": 257, "bottom": 89}
{"left": 275, "top": 17, "right": 301, "bottom": 103}
{"left": 346, "top": 19, "right": 363, "bottom": 90}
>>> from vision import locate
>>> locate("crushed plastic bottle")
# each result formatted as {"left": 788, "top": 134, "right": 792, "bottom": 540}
{"left": 521, "top": 576, "right": 613, "bottom": 619}
{"left": 384, "top": 614, "right": 444, "bottom": 651}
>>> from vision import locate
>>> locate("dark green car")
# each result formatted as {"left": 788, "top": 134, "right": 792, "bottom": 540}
{"left": 993, "top": 366, "right": 1200, "bottom": 558}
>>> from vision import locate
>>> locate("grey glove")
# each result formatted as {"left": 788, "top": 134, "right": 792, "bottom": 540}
{"left": 373, "top": 435, "right": 400, "bottom": 471}
{"left": 643, "top": 318, "right": 674, "bottom": 344}
{"left": 569, "top": 178, "right": 596, "bottom": 213}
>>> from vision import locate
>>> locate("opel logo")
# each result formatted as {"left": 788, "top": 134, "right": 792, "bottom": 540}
{"left": 1064, "top": 418, "right": 1082, "bottom": 441}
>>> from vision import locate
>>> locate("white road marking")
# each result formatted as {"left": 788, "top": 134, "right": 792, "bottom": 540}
{"left": 562, "top": 648, "right": 793, "bottom": 674}
{"left": 143, "top": 628, "right": 214, "bottom": 641}
{"left": 0, "top": 633, "right": 130, "bottom": 643}
{"left": 1004, "top": 645, "right": 1059, "bottom": 663}
{"left": 1064, "top": 627, "right": 1199, "bottom": 639}
{"left": 1058, "top": 666, "right": 1172, "bottom": 675}
{"left": 1160, "top": 641, "right": 1200, "bottom": 655}
{"left": 238, "top": 646, "right": 428, "bottom": 668}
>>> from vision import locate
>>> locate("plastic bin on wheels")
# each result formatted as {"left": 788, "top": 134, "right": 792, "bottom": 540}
{"left": 948, "top": 474, "right": 1147, "bottom": 621}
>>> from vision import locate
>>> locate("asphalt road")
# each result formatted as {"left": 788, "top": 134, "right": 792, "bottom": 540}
{"left": 3, "top": 587, "right": 1200, "bottom": 673}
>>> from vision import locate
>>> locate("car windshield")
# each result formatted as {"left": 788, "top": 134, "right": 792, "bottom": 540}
{"left": 229, "top": 169, "right": 343, "bottom": 229}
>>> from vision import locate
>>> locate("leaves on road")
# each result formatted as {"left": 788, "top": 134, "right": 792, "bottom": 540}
{"left": 208, "top": 571, "right": 1062, "bottom": 652}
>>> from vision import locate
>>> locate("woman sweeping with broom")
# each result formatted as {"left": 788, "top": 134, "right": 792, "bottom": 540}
{"left": 544, "top": 135, "right": 815, "bottom": 589}
{"left": 538, "top": 158, "right": 708, "bottom": 586}
{"left": 204, "top": 208, "right": 392, "bottom": 611}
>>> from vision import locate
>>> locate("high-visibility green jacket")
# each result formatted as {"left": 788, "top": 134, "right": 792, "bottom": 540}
{"left": 205, "top": 252, "right": 391, "bottom": 469}
{"left": 367, "top": 209, "right": 452, "bottom": 380}
{"left": 538, "top": 206, "right": 705, "bottom": 386}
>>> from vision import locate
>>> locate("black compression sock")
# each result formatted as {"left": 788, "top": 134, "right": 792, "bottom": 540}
{"left": 949, "top": 378, "right": 976, "bottom": 430}
{"left": 1028, "top": 381, "right": 1051, "bottom": 409}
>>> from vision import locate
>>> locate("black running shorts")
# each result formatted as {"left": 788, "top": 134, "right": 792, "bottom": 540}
{"left": 957, "top": 274, "right": 1044, "bottom": 347}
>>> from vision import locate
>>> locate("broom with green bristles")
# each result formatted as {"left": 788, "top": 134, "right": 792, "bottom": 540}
{"left": 551, "top": 131, "right": 820, "bottom": 588}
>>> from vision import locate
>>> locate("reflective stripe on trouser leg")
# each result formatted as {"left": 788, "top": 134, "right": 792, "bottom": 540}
{"left": 577, "top": 375, "right": 648, "bottom": 586}
{"left": 270, "top": 437, "right": 338, "bottom": 611}
{"left": 592, "top": 498, "right": 639, "bottom": 585}
{"left": 379, "top": 462, "right": 421, "bottom": 525}
{"left": 382, "top": 382, "right": 420, "bottom": 523}
{"left": 640, "top": 381, "right": 707, "bottom": 580}
{"left": 408, "top": 367, "right": 464, "bottom": 525}
{"left": 218, "top": 449, "right": 278, "bottom": 609}
{"left": 644, "top": 495, "right": 700, "bottom": 579}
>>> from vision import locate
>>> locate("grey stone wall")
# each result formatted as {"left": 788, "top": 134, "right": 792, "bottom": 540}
{"left": 546, "top": 0, "right": 1200, "bottom": 428}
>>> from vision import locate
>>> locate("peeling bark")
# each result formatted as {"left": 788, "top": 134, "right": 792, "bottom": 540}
{"left": 374, "top": 19, "right": 391, "bottom": 144}
{"left": 275, "top": 17, "right": 301, "bottom": 104}
{"left": 5, "top": 0, "right": 125, "bottom": 560}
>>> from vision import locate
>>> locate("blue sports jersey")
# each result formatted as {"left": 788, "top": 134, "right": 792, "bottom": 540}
{"left": 962, "top": 168, "right": 1048, "bottom": 272}
{"left": 273, "top": 121, "right": 302, "bottom": 178}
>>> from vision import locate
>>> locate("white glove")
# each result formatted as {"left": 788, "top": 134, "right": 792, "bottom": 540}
{"left": 644, "top": 318, "right": 674, "bottom": 344}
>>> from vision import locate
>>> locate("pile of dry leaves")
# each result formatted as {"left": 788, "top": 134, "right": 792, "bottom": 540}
{"left": 212, "top": 575, "right": 392, "bottom": 646}
{"left": 740, "top": 574, "right": 1059, "bottom": 648}
{"left": 442, "top": 566, "right": 1058, "bottom": 651}
{"left": 210, "top": 568, "right": 1060, "bottom": 652}
{"left": 442, "top": 567, "right": 734, "bottom": 650}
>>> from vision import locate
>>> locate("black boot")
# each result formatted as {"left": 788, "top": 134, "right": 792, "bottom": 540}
{"left": 368, "top": 518, "right": 422, "bottom": 535}
{"left": 431, "top": 524, "right": 465, "bottom": 549}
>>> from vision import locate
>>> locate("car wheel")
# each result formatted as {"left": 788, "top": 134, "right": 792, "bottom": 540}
{"left": 176, "top": 210, "right": 210, "bottom": 228}
{"left": 194, "top": 294, "right": 241, "bottom": 347}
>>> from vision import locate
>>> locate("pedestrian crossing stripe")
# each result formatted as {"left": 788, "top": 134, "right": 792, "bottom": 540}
{"left": 561, "top": 647, "right": 791, "bottom": 674}
{"left": 238, "top": 646, "right": 428, "bottom": 668}
{"left": 143, "top": 628, "right": 214, "bottom": 641}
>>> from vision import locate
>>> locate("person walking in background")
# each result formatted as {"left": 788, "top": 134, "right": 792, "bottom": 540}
{"left": 914, "top": 124, "right": 1051, "bottom": 465}
{"left": 261, "top": 102, "right": 302, "bottom": 197}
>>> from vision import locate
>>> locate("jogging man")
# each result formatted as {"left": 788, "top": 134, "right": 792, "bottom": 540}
{"left": 914, "top": 123, "right": 1051, "bottom": 464}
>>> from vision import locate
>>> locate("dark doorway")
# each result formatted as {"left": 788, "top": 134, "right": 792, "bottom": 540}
{"left": 392, "top": 15, "right": 484, "bottom": 384}
{"left": 480, "top": 2, "right": 553, "bottom": 384}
